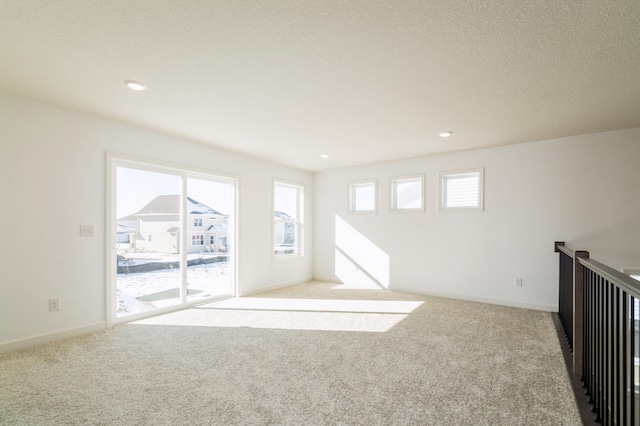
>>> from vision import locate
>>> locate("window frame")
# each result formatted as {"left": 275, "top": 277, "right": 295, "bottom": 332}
{"left": 273, "top": 179, "right": 304, "bottom": 259}
{"left": 348, "top": 179, "right": 378, "bottom": 214}
{"left": 439, "top": 167, "right": 485, "bottom": 212}
{"left": 389, "top": 174, "right": 425, "bottom": 213}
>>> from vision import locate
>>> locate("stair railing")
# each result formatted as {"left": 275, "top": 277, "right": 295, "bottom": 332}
{"left": 555, "top": 241, "right": 640, "bottom": 424}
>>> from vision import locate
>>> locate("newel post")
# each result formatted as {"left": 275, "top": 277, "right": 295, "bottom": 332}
{"left": 573, "top": 250, "right": 589, "bottom": 375}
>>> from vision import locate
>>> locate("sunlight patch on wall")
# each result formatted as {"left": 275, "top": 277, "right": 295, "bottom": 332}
{"left": 335, "top": 215, "right": 390, "bottom": 288}
{"left": 334, "top": 249, "right": 381, "bottom": 289}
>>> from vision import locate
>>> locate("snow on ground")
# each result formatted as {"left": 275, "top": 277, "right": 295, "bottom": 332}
{"left": 116, "top": 260, "right": 231, "bottom": 317}
{"left": 117, "top": 251, "right": 227, "bottom": 267}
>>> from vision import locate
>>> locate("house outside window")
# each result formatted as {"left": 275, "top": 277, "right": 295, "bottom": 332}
{"left": 273, "top": 180, "right": 303, "bottom": 257}
{"left": 194, "top": 218, "right": 203, "bottom": 227}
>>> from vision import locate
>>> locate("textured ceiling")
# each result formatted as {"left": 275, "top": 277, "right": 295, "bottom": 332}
{"left": 1, "top": 1, "right": 639, "bottom": 171}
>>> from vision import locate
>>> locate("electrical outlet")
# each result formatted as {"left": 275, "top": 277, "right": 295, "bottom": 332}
{"left": 514, "top": 278, "right": 523, "bottom": 287}
{"left": 49, "top": 298, "right": 60, "bottom": 312}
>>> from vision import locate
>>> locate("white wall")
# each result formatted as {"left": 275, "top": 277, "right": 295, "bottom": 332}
{"left": 2, "top": 88, "right": 638, "bottom": 349}
{"left": 313, "top": 128, "right": 640, "bottom": 311}
{"left": 0, "top": 91, "right": 313, "bottom": 348}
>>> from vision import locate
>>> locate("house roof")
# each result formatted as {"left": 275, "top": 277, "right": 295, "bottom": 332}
{"left": 131, "top": 195, "right": 179, "bottom": 216}
{"left": 116, "top": 223, "right": 134, "bottom": 233}
{"left": 130, "top": 195, "right": 223, "bottom": 216}
{"left": 274, "top": 211, "right": 294, "bottom": 221}
{"left": 1, "top": 2, "right": 638, "bottom": 172}
{"left": 187, "top": 197, "right": 222, "bottom": 215}
{"left": 206, "top": 224, "right": 227, "bottom": 233}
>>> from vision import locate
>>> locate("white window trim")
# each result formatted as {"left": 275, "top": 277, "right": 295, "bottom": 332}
{"left": 273, "top": 179, "right": 304, "bottom": 261}
{"left": 106, "top": 152, "right": 239, "bottom": 327}
{"left": 348, "top": 179, "right": 378, "bottom": 214}
{"left": 438, "top": 167, "right": 484, "bottom": 213}
{"left": 389, "top": 174, "right": 425, "bottom": 213}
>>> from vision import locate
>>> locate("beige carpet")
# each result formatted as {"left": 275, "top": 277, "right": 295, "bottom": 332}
{"left": 0, "top": 281, "right": 581, "bottom": 425}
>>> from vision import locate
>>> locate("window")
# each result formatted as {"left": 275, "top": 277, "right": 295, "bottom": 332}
{"left": 349, "top": 180, "right": 377, "bottom": 213}
{"left": 390, "top": 174, "right": 424, "bottom": 212}
{"left": 109, "top": 155, "right": 237, "bottom": 324}
{"left": 440, "top": 168, "right": 484, "bottom": 212}
{"left": 209, "top": 235, "right": 215, "bottom": 245}
{"left": 274, "top": 180, "right": 304, "bottom": 257}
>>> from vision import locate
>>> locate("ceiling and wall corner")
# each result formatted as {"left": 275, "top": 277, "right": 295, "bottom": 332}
{"left": 0, "top": 1, "right": 639, "bottom": 172}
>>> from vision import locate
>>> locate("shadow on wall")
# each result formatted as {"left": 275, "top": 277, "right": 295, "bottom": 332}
{"left": 334, "top": 215, "right": 389, "bottom": 289}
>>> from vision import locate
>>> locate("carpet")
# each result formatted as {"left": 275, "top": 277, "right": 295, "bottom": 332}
{"left": 0, "top": 281, "right": 581, "bottom": 425}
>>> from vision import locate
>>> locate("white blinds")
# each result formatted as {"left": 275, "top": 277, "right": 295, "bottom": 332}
{"left": 443, "top": 172, "right": 479, "bottom": 208}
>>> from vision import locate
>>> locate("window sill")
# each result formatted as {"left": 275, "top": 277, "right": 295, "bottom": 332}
{"left": 273, "top": 254, "right": 305, "bottom": 262}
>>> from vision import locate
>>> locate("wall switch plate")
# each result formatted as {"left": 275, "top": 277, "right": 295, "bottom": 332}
{"left": 80, "top": 225, "right": 94, "bottom": 237}
{"left": 49, "top": 298, "right": 60, "bottom": 311}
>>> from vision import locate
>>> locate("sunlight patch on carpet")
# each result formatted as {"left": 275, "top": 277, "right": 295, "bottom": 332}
{"left": 203, "top": 297, "right": 423, "bottom": 314}
{"left": 131, "top": 298, "right": 423, "bottom": 332}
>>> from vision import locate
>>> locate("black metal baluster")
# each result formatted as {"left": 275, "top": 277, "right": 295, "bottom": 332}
{"left": 602, "top": 280, "right": 611, "bottom": 425}
{"left": 614, "top": 286, "right": 621, "bottom": 425}
{"left": 584, "top": 272, "right": 596, "bottom": 404}
{"left": 596, "top": 274, "right": 603, "bottom": 423}
{"left": 632, "top": 296, "right": 637, "bottom": 425}
{"left": 622, "top": 291, "right": 628, "bottom": 426}
{"left": 586, "top": 270, "right": 593, "bottom": 401}
{"left": 612, "top": 282, "right": 618, "bottom": 426}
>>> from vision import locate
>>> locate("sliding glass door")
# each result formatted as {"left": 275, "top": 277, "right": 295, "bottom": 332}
{"left": 110, "top": 156, "right": 236, "bottom": 322}
{"left": 185, "top": 177, "right": 235, "bottom": 303}
{"left": 115, "top": 167, "right": 182, "bottom": 317}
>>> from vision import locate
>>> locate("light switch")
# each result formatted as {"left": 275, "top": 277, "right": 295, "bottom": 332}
{"left": 80, "top": 225, "right": 94, "bottom": 237}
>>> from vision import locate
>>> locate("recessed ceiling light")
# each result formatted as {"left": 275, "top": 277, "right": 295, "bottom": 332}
{"left": 320, "top": 154, "right": 329, "bottom": 159}
{"left": 125, "top": 80, "right": 147, "bottom": 91}
{"left": 438, "top": 131, "right": 453, "bottom": 138}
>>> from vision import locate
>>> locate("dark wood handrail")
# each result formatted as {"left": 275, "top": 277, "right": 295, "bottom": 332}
{"left": 555, "top": 242, "right": 638, "bottom": 293}
{"left": 554, "top": 241, "right": 575, "bottom": 258}
{"left": 577, "top": 256, "right": 640, "bottom": 297}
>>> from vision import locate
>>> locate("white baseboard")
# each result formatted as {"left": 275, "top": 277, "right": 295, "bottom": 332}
{"left": 311, "top": 276, "right": 341, "bottom": 284}
{"left": 239, "top": 277, "right": 314, "bottom": 297}
{"left": 310, "top": 278, "right": 556, "bottom": 311}
{"left": 0, "top": 322, "right": 106, "bottom": 354}
{"left": 390, "top": 285, "right": 557, "bottom": 312}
